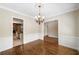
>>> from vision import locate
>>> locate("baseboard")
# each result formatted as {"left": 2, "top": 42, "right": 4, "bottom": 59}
{"left": 0, "top": 33, "right": 44, "bottom": 52}
{"left": 24, "top": 33, "right": 43, "bottom": 44}
{"left": 48, "top": 33, "right": 58, "bottom": 38}
{"left": 1, "top": 33, "right": 79, "bottom": 52}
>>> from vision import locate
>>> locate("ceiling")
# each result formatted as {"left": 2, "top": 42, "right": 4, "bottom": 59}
{"left": 0, "top": 3, "right": 79, "bottom": 19}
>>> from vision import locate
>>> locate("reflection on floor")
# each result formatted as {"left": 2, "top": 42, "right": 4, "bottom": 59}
{"left": 13, "top": 34, "right": 22, "bottom": 47}
{"left": 13, "top": 39, "right": 22, "bottom": 47}
{"left": 0, "top": 36, "right": 79, "bottom": 55}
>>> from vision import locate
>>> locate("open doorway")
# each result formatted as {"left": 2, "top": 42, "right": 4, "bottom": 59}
{"left": 44, "top": 20, "right": 58, "bottom": 43}
{"left": 13, "top": 18, "right": 23, "bottom": 47}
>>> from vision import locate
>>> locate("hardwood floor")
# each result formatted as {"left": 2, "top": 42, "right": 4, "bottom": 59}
{"left": 44, "top": 36, "right": 79, "bottom": 55}
{"left": 0, "top": 36, "right": 79, "bottom": 55}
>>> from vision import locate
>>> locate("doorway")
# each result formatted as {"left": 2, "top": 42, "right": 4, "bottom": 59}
{"left": 13, "top": 18, "right": 23, "bottom": 47}
{"left": 44, "top": 20, "right": 58, "bottom": 43}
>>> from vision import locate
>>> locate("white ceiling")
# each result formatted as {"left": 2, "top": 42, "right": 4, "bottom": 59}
{"left": 0, "top": 3, "right": 79, "bottom": 19}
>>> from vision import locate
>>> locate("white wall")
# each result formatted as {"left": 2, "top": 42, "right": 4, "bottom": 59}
{"left": 0, "top": 8, "right": 40, "bottom": 52}
{"left": 58, "top": 10, "right": 78, "bottom": 50}
{"left": 24, "top": 16, "right": 43, "bottom": 43}
{"left": 45, "top": 10, "right": 79, "bottom": 51}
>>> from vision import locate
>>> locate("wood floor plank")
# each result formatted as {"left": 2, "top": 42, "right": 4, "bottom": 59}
{"left": 0, "top": 36, "right": 79, "bottom": 55}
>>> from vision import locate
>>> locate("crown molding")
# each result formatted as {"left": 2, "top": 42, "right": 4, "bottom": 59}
{"left": 45, "top": 7, "right": 79, "bottom": 23}
{"left": 0, "top": 5, "right": 34, "bottom": 19}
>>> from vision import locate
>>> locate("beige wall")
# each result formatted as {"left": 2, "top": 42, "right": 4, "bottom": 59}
{"left": 77, "top": 10, "right": 79, "bottom": 51}
{"left": 77, "top": 10, "right": 79, "bottom": 36}
{"left": 0, "top": 8, "right": 39, "bottom": 52}
{"left": 45, "top": 20, "right": 58, "bottom": 38}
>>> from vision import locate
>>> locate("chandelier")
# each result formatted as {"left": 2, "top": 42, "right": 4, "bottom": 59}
{"left": 35, "top": 4, "right": 44, "bottom": 25}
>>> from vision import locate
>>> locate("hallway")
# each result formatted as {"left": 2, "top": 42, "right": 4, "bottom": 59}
{"left": 0, "top": 36, "right": 78, "bottom": 55}
{"left": 13, "top": 18, "right": 23, "bottom": 47}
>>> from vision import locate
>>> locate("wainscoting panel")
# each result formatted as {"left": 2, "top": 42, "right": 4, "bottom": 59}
{"left": 59, "top": 34, "right": 78, "bottom": 50}
{"left": 24, "top": 33, "right": 43, "bottom": 44}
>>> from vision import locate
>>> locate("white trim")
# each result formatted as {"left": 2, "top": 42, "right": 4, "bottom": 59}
{"left": 48, "top": 35, "right": 58, "bottom": 38}
{"left": 0, "top": 5, "right": 33, "bottom": 18}
{"left": 45, "top": 19, "right": 58, "bottom": 23}
{"left": 48, "top": 33, "right": 58, "bottom": 38}
{"left": 24, "top": 33, "right": 43, "bottom": 44}
{"left": 0, "top": 33, "right": 43, "bottom": 52}
{"left": 45, "top": 7, "right": 79, "bottom": 23}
